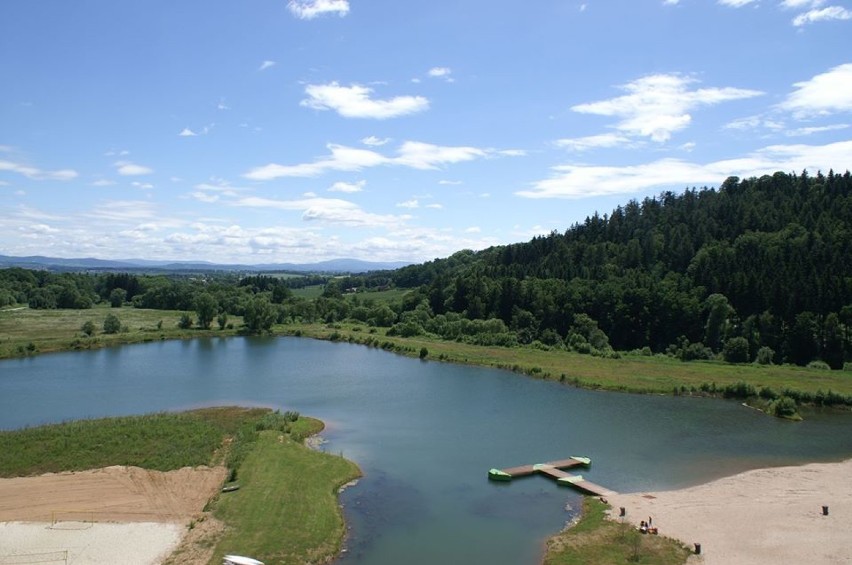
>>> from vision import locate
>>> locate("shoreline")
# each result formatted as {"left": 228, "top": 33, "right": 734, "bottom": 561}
{"left": 604, "top": 458, "right": 852, "bottom": 565}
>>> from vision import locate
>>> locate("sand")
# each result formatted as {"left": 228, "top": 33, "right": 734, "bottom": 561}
{"left": 607, "top": 459, "right": 852, "bottom": 565}
{"left": 0, "top": 465, "right": 226, "bottom": 565}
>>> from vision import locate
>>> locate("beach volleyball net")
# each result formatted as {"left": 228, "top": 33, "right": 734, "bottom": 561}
{"left": 0, "top": 551, "right": 68, "bottom": 565}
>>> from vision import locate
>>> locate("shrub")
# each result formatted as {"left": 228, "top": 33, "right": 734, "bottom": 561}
{"left": 807, "top": 360, "right": 830, "bottom": 370}
{"left": 177, "top": 313, "right": 193, "bottom": 329}
{"left": 756, "top": 346, "right": 775, "bottom": 365}
{"left": 81, "top": 320, "right": 96, "bottom": 336}
{"left": 103, "top": 313, "right": 121, "bottom": 334}
{"left": 419, "top": 347, "right": 428, "bottom": 359}
{"left": 770, "top": 396, "right": 799, "bottom": 418}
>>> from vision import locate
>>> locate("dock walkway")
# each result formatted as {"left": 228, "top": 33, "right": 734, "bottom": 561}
{"left": 488, "top": 456, "right": 615, "bottom": 497}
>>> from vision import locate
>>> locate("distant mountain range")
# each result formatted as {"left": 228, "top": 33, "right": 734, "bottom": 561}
{"left": 0, "top": 254, "right": 412, "bottom": 274}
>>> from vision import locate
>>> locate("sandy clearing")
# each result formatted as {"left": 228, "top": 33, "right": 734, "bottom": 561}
{"left": 0, "top": 465, "right": 227, "bottom": 565}
{"left": 0, "top": 521, "right": 184, "bottom": 565}
{"left": 607, "top": 459, "right": 852, "bottom": 565}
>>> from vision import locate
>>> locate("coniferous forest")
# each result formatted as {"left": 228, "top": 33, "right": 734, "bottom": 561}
{"left": 2, "top": 171, "right": 851, "bottom": 370}
{"left": 386, "top": 170, "right": 852, "bottom": 368}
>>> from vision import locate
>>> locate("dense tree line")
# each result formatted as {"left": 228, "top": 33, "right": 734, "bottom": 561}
{"left": 385, "top": 171, "right": 852, "bottom": 368}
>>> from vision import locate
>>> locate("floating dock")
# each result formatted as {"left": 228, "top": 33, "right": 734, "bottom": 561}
{"left": 488, "top": 456, "right": 615, "bottom": 497}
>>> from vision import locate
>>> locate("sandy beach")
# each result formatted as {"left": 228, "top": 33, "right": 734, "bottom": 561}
{"left": 607, "top": 459, "right": 852, "bottom": 565}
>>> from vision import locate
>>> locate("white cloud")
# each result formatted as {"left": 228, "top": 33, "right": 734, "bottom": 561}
{"left": 465, "top": 226, "right": 481, "bottom": 233}
{"left": 428, "top": 67, "right": 454, "bottom": 82}
{"left": 91, "top": 179, "right": 116, "bottom": 187}
{"left": 244, "top": 141, "right": 490, "bottom": 180}
{"left": 0, "top": 159, "right": 78, "bottom": 181}
{"left": 301, "top": 82, "right": 429, "bottom": 119}
{"left": 425, "top": 203, "right": 443, "bottom": 209}
{"left": 287, "top": 0, "right": 349, "bottom": 20}
{"left": 234, "top": 196, "right": 408, "bottom": 228}
{"left": 718, "top": 0, "right": 758, "bottom": 6}
{"left": 328, "top": 180, "right": 366, "bottom": 193}
{"left": 779, "top": 64, "right": 852, "bottom": 117}
{"left": 518, "top": 140, "right": 852, "bottom": 199}
{"left": 362, "top": 135, "right": 391, "bottom": 146}
{"left": 178, "top": 128, "right": 198, "bottom": 137}
{"left": 781, "top": 0, "right": 825, "bottom": 7}
{"left": 131, "top": 181, "right": 154, "bottom": 190}
{"left": 217, "top": 98, "right": 229, "bottom": 110}
{"left": 793, "top": 5, "right": 852, "bottom": 25}
{"left": 555, "top": 133, "right": 634, "bottom": 151}
{"left": 258, "top": 60, "right": 276, "bottom": 71}
{"left": 571, "top": 74, "right": 762, "bottom": 142}
{"left": 394, "top": 141, "right": 486, "bottom": 170}
{"left": 439, "top": 180, "right": 463, "bottom": 185}
{"left": 397, "top": 199, "right": 419, "bottom": 209}
{"left": 114, "top": 161, "right": 153, "bottom": 176}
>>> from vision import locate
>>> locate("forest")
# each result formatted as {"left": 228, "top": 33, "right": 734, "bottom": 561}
{"left": 1, "top": 170, "right": 851, "bottom": 370}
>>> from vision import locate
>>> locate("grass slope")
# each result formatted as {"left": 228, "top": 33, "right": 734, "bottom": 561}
{"left": 209, "top": 425, "right": 361, "bottom": 565}
{"left": 544, "top": 498, "right": 691, "bottom": 565}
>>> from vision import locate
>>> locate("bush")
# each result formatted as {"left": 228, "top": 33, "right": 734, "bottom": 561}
{"left": 177, "top": 313, "right": 193, "bottom": 329}
{"left": 419, "top": 347, "right": 428, "bottom": 359}
{"left": 103, "top": 313, "right": 121, "bottom": 334}
{"left": 81, "top": 320, "right": 96, "bottom": 336}
{"left": 770, "top": 396, "right": 799, "bottom": 418}
{"left": 756, "top": 346, "right": 775, "bottom": 365}
{"left": 807, "top": 360, "right": 830, "bottom": 370}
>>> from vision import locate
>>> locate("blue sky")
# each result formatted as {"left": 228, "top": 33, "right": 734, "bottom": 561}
{"left": 1, "top": 0, "right": 850, "bottom": 265}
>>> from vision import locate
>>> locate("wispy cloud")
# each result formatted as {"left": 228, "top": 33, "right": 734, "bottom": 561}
{"left": 793, "top": 5, "right": 851, "bottom": 25}
{"left": 234, "top": 196, "right": 409, "bottom": 228}
{"left": 571, "top": 74, "right": 762, "bottom": 142}
{"left": 0, "top": 159, "right": 78, "bottom": 181}
{"left": 362, "top": 135, "right": 391, "bottom": 146}
{"left": 554, "top": 133, "right": 634, "bottom": 151}
{"left": 288, "top": 0, "right": 349, "bottom": 20}
{"left": 518, "top": 140, "right": 852, "bottom": 199}
{"left": 785, "top": 123, "right": 849, "bottom": 136}
{"left": 178, "top": 128, "right": 198, "bottom": 137}
{"left": 114, "top": 161, "right": 153, "bottom": 176}
{"left": 258, "top": 60, "right": 276, "bottom": 71}
{"left": 397, "top": 199, "right": 419, "bottom": 209}
{"left": 301, "top": 82, "right": 429, "bottom": 119}
{"left": 244, "top": 141, "right": 489, "bottom": 180}
{"left": 718, "top": 0, "right": 758, "bottom": 7}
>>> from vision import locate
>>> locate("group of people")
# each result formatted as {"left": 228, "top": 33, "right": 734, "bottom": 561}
{"left": 639, "top": 516, "right": 658, "bottom": 535}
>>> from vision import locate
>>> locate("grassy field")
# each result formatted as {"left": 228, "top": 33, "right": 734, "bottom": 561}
{"left": 0, "top": 305, "right": 242, "bottom": 359}
{"left": 286, "top": 321, "right": 852, "bottom": 399}
{"left": 544, "top": 498, "right": 691, "bottom": 565}
{"left": 209, "top": 428, "right": 361, "bottom": 565}
{"left": 0, "top": 407, "right": 267, "bottom": 477}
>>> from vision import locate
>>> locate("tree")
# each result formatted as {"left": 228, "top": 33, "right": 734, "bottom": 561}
{"left": 103, "top": 313, "right": 121, "bottom": 334}
{"left": 217, "top": 312, "right": 229, "bottom": 330}
{"left": 109, "top": 288, "right": 127, "bottom": 308}
{"left": 178, "top": 313, "right": 194, "bottom": 329}
{"left": 194, "top": 293, "right": 218, "bottom": 330}
{"left": 244, "top": 296, "right": 277, "bottom": 333}
{"left": 704, "top": 294, "right": 733, "bottom": 352}
{"left": 722, "top": 337, "right": 750, "bottom": 363}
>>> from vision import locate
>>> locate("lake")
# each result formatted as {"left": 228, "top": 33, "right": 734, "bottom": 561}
{"left": 2, "top": 336, "right": 851, "bottom": 564}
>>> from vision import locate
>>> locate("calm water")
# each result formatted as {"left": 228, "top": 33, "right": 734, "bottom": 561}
{"left": 2, "top": 337, "right": 852, "bottom": 564}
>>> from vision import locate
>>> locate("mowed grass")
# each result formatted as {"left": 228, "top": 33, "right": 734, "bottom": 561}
{"left": 0, "top": 305, "right": 242, "bottom": 359}
{"left": 0, "top": 407, "right": 268, "bottom": 477}
{"left": 544, "top": 498, "right": 691, "bottom": 565}
{"left": 209, "top": 427, "right": 361, "bottom": 565}
{"left": 287, "top": 322, "right": 852, "bottom": 398}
